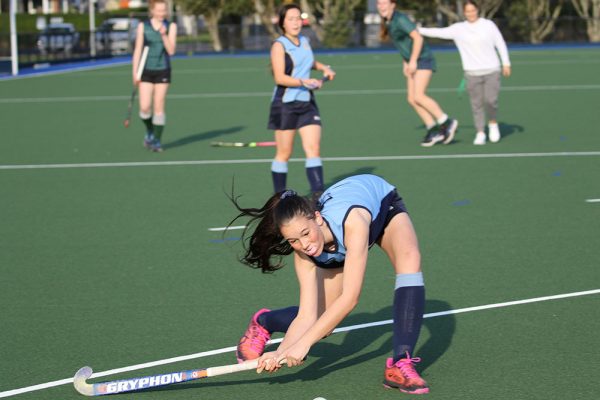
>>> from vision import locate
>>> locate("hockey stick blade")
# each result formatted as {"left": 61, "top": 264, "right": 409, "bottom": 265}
{"left": 123, "top": 87, "right": 137, "bottom": 128}
{"left": 74, "top": 360, "right": 259, "bottom": 396}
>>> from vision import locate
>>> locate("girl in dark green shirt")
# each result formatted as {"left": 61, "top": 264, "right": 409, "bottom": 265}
{"left": 132, "top": 0, "right": 177, "bottom": 152}
{"left": 377, "top": 0, "right": 458, "bottom": 147}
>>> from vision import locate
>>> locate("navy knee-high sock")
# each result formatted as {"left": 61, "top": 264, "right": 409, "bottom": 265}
{"left": 305, "top": 157, "right": 324, "bottom": 194}
{"left": 271, "top": 160, "right": 288, "bottom": 193}
{"left": 392, "top": 273, "right": 425, "bottom": 362}
{"left": 257, "top": 306, "right": 298, "bottom": 333}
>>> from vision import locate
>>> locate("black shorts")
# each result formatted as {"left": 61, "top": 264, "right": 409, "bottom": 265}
{"left": 268, "top": 98, "right": 321, "bottom": 130}
{"left": 141, "top": 68, "right": 171, "bottom": 84}
{"left": 372, "top": 190, "right": 408, "bottom": 245}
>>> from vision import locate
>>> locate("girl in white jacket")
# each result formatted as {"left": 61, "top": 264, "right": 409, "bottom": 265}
{"left": 419, "top": 0, "right": 511, "bottom": 145}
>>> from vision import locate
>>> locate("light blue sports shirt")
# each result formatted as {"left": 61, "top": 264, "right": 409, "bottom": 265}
{"left": 272, "top": 35, "right": 314, "bottom": 103}
{"left": 311, "top": 175, "right": 397, "bottom": 269}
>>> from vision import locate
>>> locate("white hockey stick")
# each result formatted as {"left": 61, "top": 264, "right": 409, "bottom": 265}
{"left": 74, "top": 359, "right": 260, "bottom": 396}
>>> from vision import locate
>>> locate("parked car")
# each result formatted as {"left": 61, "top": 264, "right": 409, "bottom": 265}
{"left": 96, "top": 18, "right": 140, "bottom": 55}
{"left": 37, "top": 23, "right": 80, "bottom": 55}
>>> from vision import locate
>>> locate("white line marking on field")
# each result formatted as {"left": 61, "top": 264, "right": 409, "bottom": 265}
{"left": 208, "top": 225, "right": 246, "bottom": 231}
{"left": 1, "top": 151, "right": 600, "bottom": 171}
{"left": 0, "top": 60, "right": 130, "bottom": 81}
{"left": 1, "top": 288, "right": 599, "bottom": 398}
{"left": 1, "top": 84, "right": 599, "bottom": 104}
{"left": 585, "top": 199, "right": 600, "bottom": 203}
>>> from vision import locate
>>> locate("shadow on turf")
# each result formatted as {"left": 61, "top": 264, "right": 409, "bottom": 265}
{"left": 498, "top": 122, "right": 525, "bottom": 139}
{"left": 148, "top": 299, "right": 455, "bottom": 393}
{"left": 414, "top": 121, "right": 524, "bottom": 145}
{"left": 162, "top": 125, "right": 245, "bottom": 150}
{"left": 449, "top": 121, "right": 524, "bottom": 141}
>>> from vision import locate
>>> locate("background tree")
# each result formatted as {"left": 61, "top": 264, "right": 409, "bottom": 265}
{"left": 434, "top": 0, "right": 505, "bottom": 23}
{"left": 299, "top": 0, "right": 364, "bottom": 47}
{"left": 175, "top": 0, "right": 225, "bottom": 51}
{"left": 506, "top": 0, "right": 564, "bottom": 43}
{"left": 253, "top": 0, "right": 280, "bottom": 39}
{"left": 174, "top": 0, "right": 255, "bottom": 51}
{"left": 527, "top": 0, "right": 564, "bottom": 43}
{"left": 571, "top": 0, "right": 600, "bottom": 41}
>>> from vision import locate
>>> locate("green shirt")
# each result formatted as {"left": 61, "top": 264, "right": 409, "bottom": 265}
{"left": 143, "top": 20, "right": 170, "bottom": 71}
{"left": 387, "top": 11, "right": 435, "bottom": 68}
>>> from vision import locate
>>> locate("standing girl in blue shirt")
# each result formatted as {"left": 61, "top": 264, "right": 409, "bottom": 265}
{"left": 269, "top": 3, "right": 335, "bottom": 199}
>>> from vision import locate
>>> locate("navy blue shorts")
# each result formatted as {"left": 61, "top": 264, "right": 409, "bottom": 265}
{"left": 417, "top": 58, "right": 437, "bottom": 72}
{"left": 268, "top": 98, "right": 322, "bottom": 130}
{"left": 141, "top": 68, "right": 171, "bottom": 84}
{"left": 373, "top": 190, "right": 408, "bottom": 245}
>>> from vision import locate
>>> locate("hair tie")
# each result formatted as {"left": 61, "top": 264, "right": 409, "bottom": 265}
{"left": 280, "top": 190, "right": 297, "bottom": 200}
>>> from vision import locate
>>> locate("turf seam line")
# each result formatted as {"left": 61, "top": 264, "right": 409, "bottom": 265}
{"left": 5, "top": 58, "right": 599, "bottom": 80}
{"left": 1, "top": 84, "right": 600, "bottom": 104}
{"left": 2, "top": 151, "right": 600, "bottom": 171}
{"left": 1, "top": 288, "right": 599, "bottom": 398}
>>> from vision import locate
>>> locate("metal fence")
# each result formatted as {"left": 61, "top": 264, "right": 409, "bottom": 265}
{"left": 0, "top": 16, "right": 597, "bottom": 73}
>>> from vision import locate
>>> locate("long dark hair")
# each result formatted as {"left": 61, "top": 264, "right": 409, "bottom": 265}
{"left": 379, "top": 0, "right": 397, "bottom": 41}
{"left": 277, "top": 3, "right": 302, "bottom": 34}
{"left": 228, "top": 189, "right": 316, "bottom": 273}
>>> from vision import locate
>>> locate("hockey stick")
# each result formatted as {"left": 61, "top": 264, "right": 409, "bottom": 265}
{"left": 124, "top": 46, "right": 149, "bottom": 128}
{"left": 210, "top": 140, "right": 277, "bottom": 147}
{"left": 302, "top": 75, "right": 331, "bottom": 90}
{"left": 74, "top": 359, "right": 261, "bottom": 396}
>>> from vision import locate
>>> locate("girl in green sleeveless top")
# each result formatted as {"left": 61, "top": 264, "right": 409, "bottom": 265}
{"left": 132, "top": 0, "right": 177, "bottom": 152}
{"left": 377, "top": 0, "right": 458, "bottom": 147}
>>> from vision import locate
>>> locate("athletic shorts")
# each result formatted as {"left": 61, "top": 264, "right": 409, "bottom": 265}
{"left": 268, "top": 98, "right": 321, "bottom": 130}
{"left": 373, "top": 190, "right": 408, "bottom": 245}
{"left": 417, "top": 58, "right": 437, "bottom": 72}
{"left": 141, "top": 68, "right": 171, "bottom": 84}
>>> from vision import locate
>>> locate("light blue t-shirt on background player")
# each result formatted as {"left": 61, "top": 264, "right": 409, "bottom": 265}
{"left": 269, "top": 33, "right": 324, "bottom": 200}
{"left": 271, "top": 35, "right": 314, "bottom": 103}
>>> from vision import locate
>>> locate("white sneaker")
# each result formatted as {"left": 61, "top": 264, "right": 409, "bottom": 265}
{"left": 488, "top": 123, "right": 501, "bottom": 143}
{"left": 473, "top": 132, "right": 486, "bottom": 145}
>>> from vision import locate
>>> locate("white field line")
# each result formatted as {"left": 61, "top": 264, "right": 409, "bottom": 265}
{"left": 585, "top": 199, "right": 600, "bottom": 203}
{"left": 63, "top": 58, "right": 600, "bottom": 77}
{"left": 1, "top": 84, "right": 600, "bottom": 104}
{"left": 1, "top": 288, "right": 599, "bottom": 398}
{"left": 0, "top": 60, "right": 130, "bottom": 81}
{"left": 208, "top": 225, "right": 246, "bottom": 231}
{"left": 2, "top": 151, "right": 600, "bottom": 171}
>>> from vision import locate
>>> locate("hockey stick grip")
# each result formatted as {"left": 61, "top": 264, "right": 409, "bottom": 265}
{"left": 136, "top": 46, "right": 149, "bottom": 82}
{"left": 206, "top": 360, "right": 259, "bottom": 377}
